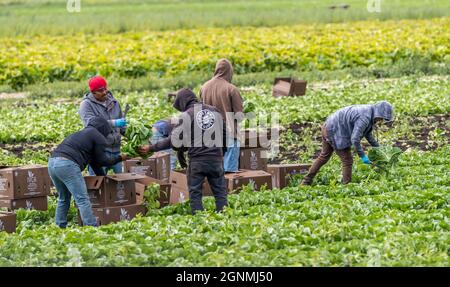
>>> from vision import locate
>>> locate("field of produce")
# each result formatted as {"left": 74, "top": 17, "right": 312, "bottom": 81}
{"left": 0, "top": 0, "right": 448, "bottom": 267}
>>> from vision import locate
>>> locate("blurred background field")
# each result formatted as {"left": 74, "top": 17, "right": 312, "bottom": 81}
{"left": 0, "top": 0, "right": 449, "bottom": 36}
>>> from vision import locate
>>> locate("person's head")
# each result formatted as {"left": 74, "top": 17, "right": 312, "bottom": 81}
{"left": 214, "top": 58, "right": 233, "bottom": 83}
{"left": 173, "top": 88, "right": 199, "bottom": 112}
{"left": 373, "top": 101, "right": 394, "bottom": 127}
{"left": 88, "top": 76, "right": 108, "bottom": 102}
{"left": 87, "top": 116, "right": 112, "bottom": 137}
{"left": 152, "top": 120, "right": 171, "bottom": 137}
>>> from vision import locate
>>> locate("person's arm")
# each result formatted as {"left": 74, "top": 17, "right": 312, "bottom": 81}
{"left": 91, "top": 131, "right": 123, "bottom": 166}
{"left": 198, "top": 86, "right": 203, "bottom": 101}
{"left": 79, "top": 101, "right": 96, "bottom": 127}
{"left": 177, "top": 149, "right": 187, "bottom": 169}
{"left": 231, "top": 88, "right": 244, "bottom": 114}
{"left": 222, "top": 117, "right": 228, "bottom": 155}
{"left": 117, "top": 101, "right": 127, "bottom": 136}
{"left": 365, "top": 131, "right": 380, "bottom": 147}
{"left": 90, "top": 163, "right": 106, "bottom": 176}
{"left": 156, "top": 117, "right": 185, "bottom": 151}
{"left": 351, "top": 119, "right": 370, "bottom": 158}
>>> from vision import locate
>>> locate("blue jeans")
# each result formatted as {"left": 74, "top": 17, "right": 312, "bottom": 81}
{"left": 151, "top": 131, "right": 177, "bottom": 170}
{"left": 48, "top": 157, "right": 97, "bottom": 228}
{"left": 88, "top": 150, "right": 123, "bottom": 175}
{"left": 224, "top": 138, "right": 240, "bottom": 172}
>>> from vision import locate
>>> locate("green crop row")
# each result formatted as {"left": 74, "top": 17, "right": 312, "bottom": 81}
{"left": 0, "top": 75, "right": 448, "bottom": 145}
{"left": 0, "top": 146, "right": 448, "bottom": 266}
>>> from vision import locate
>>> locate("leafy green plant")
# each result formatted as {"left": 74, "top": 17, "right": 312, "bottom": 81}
{"left": 121, "top": 118, "right": 153, "bottom": 158}
{"left": 143, "top": 183, "right": 167, "bottom": 215}
{"left": 369, "top": 146, "right": 403, "bottom": 173}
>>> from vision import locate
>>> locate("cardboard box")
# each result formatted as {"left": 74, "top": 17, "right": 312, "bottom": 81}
{"left": 0, "top": 196, "right": 48, "bottom": 211}
{"left": 0, "top": 211, "right": 16, "bottom": 233}
{"left": 0, "top": 165, "right": 51, "bottom": 200}
{"left": 169, "top": 170, "right": 213, "bottom": 202}
{"left": 78, "top": 204, "right": 146, "bottom": 226}
{"left": 134, "top": 176, "right": 171, "bottom": 207}
{"left": 267, "top": 164, "right": 311, "bottom": 189}
{"left": 84, "top": 173, "right": 145, "bottom": 207}
{"left": 226, "top": 170, "right": 272, "bottom": 193}
{"left": 272, "top": 77, "right": 307, "bottom": 97}
{"left": 124, "top": 152, "right": 170, "bottom": 182}
{"left": 240, "top": 148, "right": 268, "bottom": 171}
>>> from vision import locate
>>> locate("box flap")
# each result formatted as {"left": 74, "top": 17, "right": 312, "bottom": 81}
{"left": 84, "top": 176, "right": 104, "bottom": 189}
{"left": 135, "top": 176, "right": 167, "bottom": 186}
{"left": 226, "top": 169, "right": 271, "bottom": 179}
{"left": 106, "top": 173, "right": 147, "bottom": 182}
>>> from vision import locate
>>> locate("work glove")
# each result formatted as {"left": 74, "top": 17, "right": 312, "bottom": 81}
{"left": 361, "top": 155, "right": 371, "bottom": 165}
{"left": 113, "top": 118, "right": 127, "bottom": 128}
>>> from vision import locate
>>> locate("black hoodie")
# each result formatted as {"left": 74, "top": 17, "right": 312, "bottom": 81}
{"left": 51, "top": 117, "right": 122, "bottom": 175}
{"left": 153, "top": 89, "right": 227, "bottom": 162}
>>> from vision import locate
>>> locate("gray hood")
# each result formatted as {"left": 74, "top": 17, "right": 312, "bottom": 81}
{"left": 373, "top": 101, "right": 393, "bottom": 122}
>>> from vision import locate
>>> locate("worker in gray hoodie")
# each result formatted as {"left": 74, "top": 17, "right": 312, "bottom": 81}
{"left": 302, "top": 101, "right": 394, "bottom": 185}
{"left": 78, "top": 76, "right": 127, "bottom": 174}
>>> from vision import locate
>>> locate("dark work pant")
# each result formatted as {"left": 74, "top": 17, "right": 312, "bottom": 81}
{"left": 303, "top": 124, "right": 354, "bottom": 185}
{"left": 187, "top": 160, "right": 228, "bottom": 214}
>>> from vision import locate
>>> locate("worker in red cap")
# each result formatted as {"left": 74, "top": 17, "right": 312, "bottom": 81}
{"left": 78, "top": 75, "right": 127, "bottom": 174}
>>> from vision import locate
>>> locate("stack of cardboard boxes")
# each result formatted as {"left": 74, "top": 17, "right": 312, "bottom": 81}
{"left": 0, "top": 165, "right": 51, "bottom": 211}
{"left": 80, "top": 173, "right": 147, "bottom": 226}
{"left": 170, "top": 169, "right": 273, "bottom": 199}
{"left": 239, "top": 128, "right": 278, "bottom": 171}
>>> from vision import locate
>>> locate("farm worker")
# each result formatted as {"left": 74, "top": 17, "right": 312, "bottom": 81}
{"left": 200, "top": 58, "right": 244, "bottom": 172}
{"left": 138, "top": 88, "right": 228, "bottom": 215}
{"left": 301, "top": 101, "right": 394, "bottom": 185}
{"left": 48, "top": 117, "right": 129, "bottom": 228}
{"left": 79, "top": 75, "right": 127, "bottom": 175}
{"left": 151, "top": 119, "right": 178, "bottom": 170}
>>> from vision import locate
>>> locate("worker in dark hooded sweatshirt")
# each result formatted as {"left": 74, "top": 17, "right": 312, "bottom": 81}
{"left": 200, "top": 59, "right": 244, "bottom": 172}
{"left": 138, "top": 88, "right": 228, "bottom": 214}
{"left": 48, "top": 117, "right": 128, "bottom": 228}
{"left": 301, "top": 101, "right": 394, "bottom": 185}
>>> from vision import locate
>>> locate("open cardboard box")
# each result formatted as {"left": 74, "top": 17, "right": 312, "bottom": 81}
{"left": 272, "top": 77, "right": 307, "bottom": 97}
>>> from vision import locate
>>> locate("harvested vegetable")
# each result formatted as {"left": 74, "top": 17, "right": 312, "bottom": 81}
{"left": 122, "top": 118, "right": 153, "bottom": 159}
{"left": 369, "top": 146, "right": 403, "bottom": 173}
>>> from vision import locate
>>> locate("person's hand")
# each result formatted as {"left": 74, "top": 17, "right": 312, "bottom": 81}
{"left": 138, "top": 144, "right": 151, "bottom": 156}
{"left": 120, "top": 153, "right": 129, "bottom": 161}
{"left": 361, "top": 155, "right": 371, "bottom": 165}
{"left": 113, "top": 118, "right": 127, "bottom": 128}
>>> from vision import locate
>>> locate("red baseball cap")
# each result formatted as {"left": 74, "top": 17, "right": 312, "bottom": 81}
{"left": 88, "top": 76, "right": 107, "bottom": 92}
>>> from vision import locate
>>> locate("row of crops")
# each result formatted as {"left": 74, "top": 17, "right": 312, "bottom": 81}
{"left": 0, "top": 146, "right": 448, "bottom": 266}
{"left": 0, "top": 18, "right": 448, "bottom": 88}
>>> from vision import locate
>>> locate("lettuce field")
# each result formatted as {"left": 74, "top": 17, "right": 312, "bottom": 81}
{"left": 0, "top": 0, "right": 448, "bottom": 267}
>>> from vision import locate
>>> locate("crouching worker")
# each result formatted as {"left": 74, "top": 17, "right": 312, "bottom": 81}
{"left": 48, "top": 117, "right": 128, "bottom": 228}
{"left": 302, "top": 101, "right": 394, "bottom": 185}
{"left": 151, "top": 119, "right": 178, "bottom": 170}
{"left": 138, "top": 89, "right": 228, "bottom": 215}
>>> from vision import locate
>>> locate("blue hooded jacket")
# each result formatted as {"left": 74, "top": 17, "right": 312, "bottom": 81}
{"left": 325, "top": 101, "right": 393, "bottom": 157}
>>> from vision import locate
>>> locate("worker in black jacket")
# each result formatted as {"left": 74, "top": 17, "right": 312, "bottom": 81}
{"left": 138, "top": 88, "right": 228, "bottom": 214}
{"left": 48, "top": 117, "right": 128, "bottom": 228}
